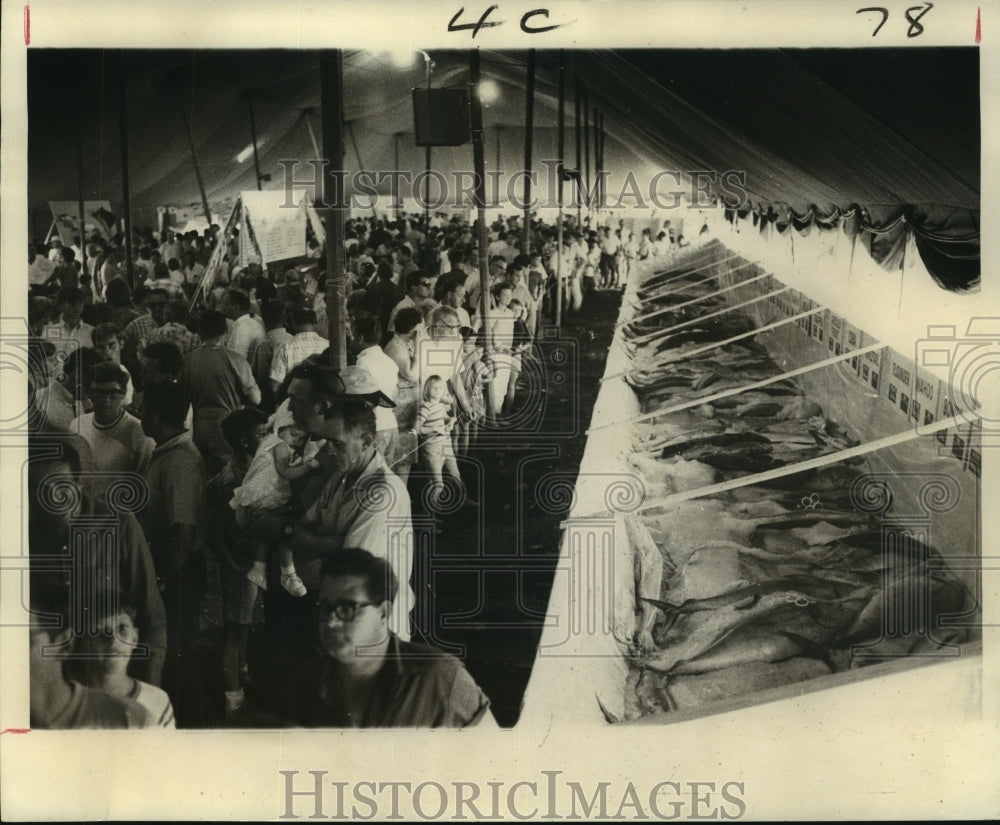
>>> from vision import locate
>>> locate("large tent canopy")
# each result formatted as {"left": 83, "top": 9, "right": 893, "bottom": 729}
{"left": 28, "top": 47, "right": 978, "bottom": 246}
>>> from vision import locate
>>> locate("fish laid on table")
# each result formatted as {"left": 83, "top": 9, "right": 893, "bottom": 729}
{"left": 659, "top": 431, "right": 773, "bottom": 459}
{"left": 639, "top": 589, "right": 825, "bottom": 673}
{"left": 667, "top": 612, "right": 846, "bottom": 676}
{"left": 669, "top": 541, "right": 749, "bottom": 602}
{"left": 660, "top": 656, "right": 833, "bottom": 711}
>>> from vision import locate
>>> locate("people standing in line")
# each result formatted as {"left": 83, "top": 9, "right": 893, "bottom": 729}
{"left": 507, "top": 255, "right": 536, "bottom": 338}
{"left": 72, "top": 363, "right": 153, "bottom": 499}
{"left": 387, "top": 270, "right": 435, "bottom": 334}
{"left": 139, "top": 380, "right": 209, "bottom": 726}
{"left": 284, "top": 549, "right": 493, "bottom": 728}
{"left": 504, "top": 299, "right": 534, "bottom": 417}
{"left": 417, "top": 374, "right": 464, "bottom": 510}
{"left": 247, "top": 299, "right": 293, "bottom": 415}
{"left": 92, "top": 323, "right": 136, "bottom": 406}
{"left": 485, "top": 283, "right": 515, "bottom": 423}
{"left": 598, "top": 225, "right": 620, "bottom": 289}
{"left": 129, "top": 340, "right": 184, "bottom": 420}
{"left": 181, "top": 309, "right": 261, "bottom": 475}
{"left": 269, "top": 307, "right": 329, "bottom": 400}
{"left": 283, "top": 396, "right": 415, "bottom": 641}
{"left": 43, "top": 285, "right": 94, "bottom": 357}
{"left": 235, "top": 409, "right": 323, "bottom": 598}
{"left": 28, "top": 573, "right": 151, "bottom": 729}
{"left": 352, "top": 316, "right": 403, "bottom": 474}
{"left": 69, "top": 589, "right": 177, "bottom": 728}
{"left": 28, "top": 437, "right": 167, "bottom": 689}
{"left": 361, "top": 261, "right": 402, "bottom": 345}
{"left": 122, "top": 287, "right": 168, "bottom": 379}
{"left": 383, "top": 307, "right": 424, "bottom": 483}
{"left": 146, "top": 299, "right": 202, "bottom": 357}
{"left": 207, "top": 407, "right": 270, "bottom": 720}
{"left": 221, "top": 288, "right": 265, "bottom": 360}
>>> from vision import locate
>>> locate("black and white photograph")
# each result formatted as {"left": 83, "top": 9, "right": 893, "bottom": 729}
{"left": 1, "top": 0, "right": 997, "bottom": 820}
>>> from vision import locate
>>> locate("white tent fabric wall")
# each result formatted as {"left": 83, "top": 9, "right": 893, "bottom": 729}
{"left": 707, "top": 207, "right": 982, "bottom": 378}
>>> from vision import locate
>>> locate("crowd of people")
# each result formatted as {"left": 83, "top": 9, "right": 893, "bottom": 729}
{"left": 25, "top": 207, "right": 684, "bottom": 729}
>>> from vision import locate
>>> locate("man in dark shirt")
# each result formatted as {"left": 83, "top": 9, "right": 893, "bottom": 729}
{"left": 361, "top": 263, "right": 402, "bottom": 345}
{"left": 139, "top": 380, "right": 208, "bottom": 725}
{"left": 181, "top": 309, "right": 261, "bottom": 474}
{"left": 285, "top": 549, "right": 493, "bottom": 728}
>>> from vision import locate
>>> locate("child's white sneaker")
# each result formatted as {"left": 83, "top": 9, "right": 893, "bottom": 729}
{"left": 281, "top": 573, "right": 308, "bottom": 597}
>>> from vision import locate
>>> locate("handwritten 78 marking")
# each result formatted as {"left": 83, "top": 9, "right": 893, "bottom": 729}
{"left": 857, "top": 4, "right": 934, "bottom": 37}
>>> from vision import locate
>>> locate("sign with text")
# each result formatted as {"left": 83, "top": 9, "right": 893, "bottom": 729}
{"left": 240, "top": 190, "right": 308, "bottom": 265}
{"left": 48, "top": 200, "right": 115, "bottom": 244}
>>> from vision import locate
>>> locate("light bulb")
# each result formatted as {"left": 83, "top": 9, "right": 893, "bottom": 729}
{"left": 477, "top": 79, "right": 501, "bottom": 105}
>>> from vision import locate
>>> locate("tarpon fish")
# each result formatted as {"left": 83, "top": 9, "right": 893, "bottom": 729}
{"left": 746, "top": 509, "right": 875, "bottom": 531}
{"left": 667, "top": 622, "right": 840, "bottom": 676}
{"left": 639, "top": 590, "right": 821, "bottom": 673}
{"left": 644, "top": 575, "right": 867, "bottom": 620}
{"left": 660, "top": 431, "right": 772, "bottom": 459}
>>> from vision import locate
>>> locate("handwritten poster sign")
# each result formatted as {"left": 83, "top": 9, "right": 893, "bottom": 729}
{"left": 240, "top": 190, "right": 307, "bottom": 264}
{"left": 47, "top": 200, "right": 114, "bottom": 244}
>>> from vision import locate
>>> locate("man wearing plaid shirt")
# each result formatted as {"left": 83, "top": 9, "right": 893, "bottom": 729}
{"left": 269, "top": 307, "right": 328, "bottom": 397}
{"left": 122, "top": 287, "right": 168, "bottom": 376}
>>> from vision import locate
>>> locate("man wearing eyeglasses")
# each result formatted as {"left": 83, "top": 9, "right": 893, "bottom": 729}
{"left": 387, "top": 270, "right": 435, "bottom": 334}
{"left": 285, "top": 548, "right": 493, "bottom": 728}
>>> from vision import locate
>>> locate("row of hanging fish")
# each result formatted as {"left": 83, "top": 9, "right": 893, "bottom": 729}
{"left": 616, "top": 258, "right": 974, "bottom": 720}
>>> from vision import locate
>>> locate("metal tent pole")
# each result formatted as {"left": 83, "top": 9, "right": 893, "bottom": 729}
{"left": 117, "top": 51, "right": 135, "bottom": 288}
{"left": 320, "top": 51, "right": 348, "bottom": 371}
{"left": 555, "top": 52, "right": 565, "bottom": 331}
{"left": 522, "top": 48, "right": 535, "bottom": 252}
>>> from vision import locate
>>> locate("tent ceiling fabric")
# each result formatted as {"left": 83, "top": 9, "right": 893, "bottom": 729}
{"left": 28, "top": 47, "right": 978, "bottom": 227}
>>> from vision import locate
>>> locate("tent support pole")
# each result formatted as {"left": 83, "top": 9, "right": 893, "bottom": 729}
{"left": 117, "top": 51, "right": 135, "bottom": 289}
{"left": 600, "top": 111, "right": 606, "bottom": 210}
{"left": 583, "top": 87, "right": 590, "bottom": 212}
{"left": 522, "top": 48, "right": 535, "bottom": 252}
{"left": 425, "top": 146, "right": 432, "bottom": 231}
{"left": 304, "top": 110, "right": 322, "bottom": 161}
{"left": 393, "top": 133, "right": 403, "bottom": 219}
{"left": 592, "top": 106, "right": 601, "bottom": 212}
{"left": 178, "top": 84, "right": 213, "bottom": 228}
{"left": 470, "top": 49, "right": 491, "bottom": 387}
{"left": 555, "top": 51, "right": 565, "bottom": 332}
{"left": 247, "top": 91, "right": 263, "bottom": 191}
{"left": 320, "top": 50, "right": 348, "bottom": 372}
{"left": 574, "top": 67, "right": 582, "bottom": 226}
{"left": 424, "top": 58, "right": 433, "bottom": 233}
{"left": 75, "top": 109, "right": 87, "bottom": 263}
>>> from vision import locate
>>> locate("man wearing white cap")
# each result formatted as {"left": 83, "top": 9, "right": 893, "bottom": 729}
{"left": 351, "top": 317, "right": 404, "bottom": 472}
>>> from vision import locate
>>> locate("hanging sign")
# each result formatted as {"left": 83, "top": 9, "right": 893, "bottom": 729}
{"left": 48, "top": 200, "right": 115, "bottom": 244}
{"left": 240, "top": 190, "right": 308, "bottom": 264}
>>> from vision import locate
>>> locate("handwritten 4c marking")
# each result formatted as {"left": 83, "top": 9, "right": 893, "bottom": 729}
{"left": 448, "top": 5, "right": 572, "bottom": 37}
